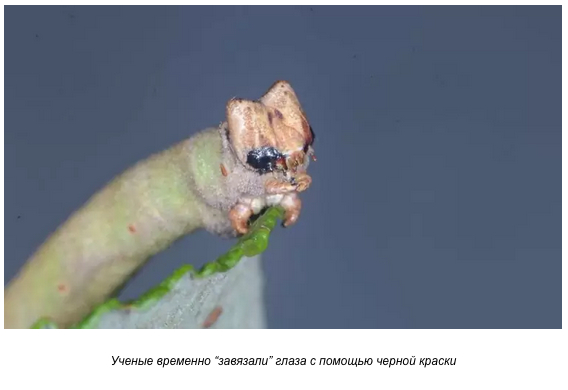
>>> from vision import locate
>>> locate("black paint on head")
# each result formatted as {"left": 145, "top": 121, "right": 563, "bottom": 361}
{"left": 246, "top": 146, "right": 284, "bottom": 174}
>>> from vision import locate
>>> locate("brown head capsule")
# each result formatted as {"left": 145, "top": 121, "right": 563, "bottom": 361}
{"left": 224, "top": 81, "right": 317, "bottom": 235}
{"left": 225, "top": 81, "right": 315, "bottom": 176}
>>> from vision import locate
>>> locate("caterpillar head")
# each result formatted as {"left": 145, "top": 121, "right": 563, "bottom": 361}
{"left": 225, "top": 81, "right": 316, "bottom": 179}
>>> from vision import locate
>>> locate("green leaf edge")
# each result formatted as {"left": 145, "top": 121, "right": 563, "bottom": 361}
{"left": 31, "top": 206, "right": 284, "bottom": 329}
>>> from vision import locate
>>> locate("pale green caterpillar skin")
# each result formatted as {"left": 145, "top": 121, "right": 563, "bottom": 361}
{"left": 4, "top": 81, "right": 314, "bottom": 329}
{"left": 4, "top": 128, "right": 213, "bottom": 328}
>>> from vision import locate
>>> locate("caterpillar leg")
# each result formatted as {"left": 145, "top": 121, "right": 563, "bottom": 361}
{"left": 265, "top": 172, "right": 312, "bottom": 194}
{"left": 280, "top": 193, "right": 302, "bottom": 228}
{"left": 229, "top": 202, "right": 253, "bottom": 235}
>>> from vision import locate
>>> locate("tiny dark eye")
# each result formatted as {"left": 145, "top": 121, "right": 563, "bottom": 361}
{"left": 309, "top": 125, "right": 315, "bottom": 144}
{"left": 246, "top": 147, "right": 284, "bottom": 174}
{"left": 304, "top": 125, "right": 316, "bottom": 153}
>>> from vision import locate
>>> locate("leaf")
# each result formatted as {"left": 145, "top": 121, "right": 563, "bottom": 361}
{"left": 31, "top": 207, "right": 284, "bottom": 329}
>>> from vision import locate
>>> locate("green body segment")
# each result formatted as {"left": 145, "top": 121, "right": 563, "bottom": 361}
{"left": 4, "top": 129, "right": 224, "bottom": 329}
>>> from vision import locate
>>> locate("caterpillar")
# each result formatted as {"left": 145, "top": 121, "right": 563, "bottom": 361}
{"left": 4, "top": 80, "right": 316, "bottom": 329}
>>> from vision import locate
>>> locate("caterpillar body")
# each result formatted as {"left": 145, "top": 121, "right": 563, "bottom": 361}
{"left": 4, "top": 81, "right": 315, "bottom": 329}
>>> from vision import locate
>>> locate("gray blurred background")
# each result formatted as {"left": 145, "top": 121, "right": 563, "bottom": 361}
{"left": 4, "top": 6, "right": 561, "bottom": 328}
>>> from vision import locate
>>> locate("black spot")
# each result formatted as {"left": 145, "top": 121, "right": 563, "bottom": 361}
{"left": 246, "top": 147, "right": 284, "bottom": 174}
{"left": 17, "top": 215, "right": 21, "bottom": 219}
{"left": 224, "top": 125, "right": 231, "bottom": 143}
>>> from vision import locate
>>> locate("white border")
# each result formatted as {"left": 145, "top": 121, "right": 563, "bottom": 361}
{"left": 0, "top": 3, "right": 564, "bottom": 388}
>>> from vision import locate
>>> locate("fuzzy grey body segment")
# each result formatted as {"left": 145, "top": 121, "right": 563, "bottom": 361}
{"left": 187, "top": 124, "right": 291, "bottom": 237}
